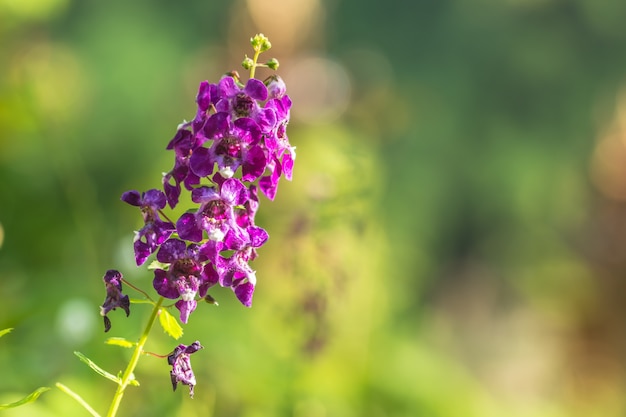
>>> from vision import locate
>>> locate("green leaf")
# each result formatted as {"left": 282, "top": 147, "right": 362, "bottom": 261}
{"left": 158, "top": 307, "right": 183, "bottom": 340}
{"left": 128, "top": 375, "right": 140, "bottom": 387}
{"left": 74, "top": 351, "right": 120, "bottom": 385}
{"left": 55, "top": 383, "right": 100, "bottom": 417}
{"left": 105, "top": 337, "right": 136, "bottom": 348}
{"left": 147, "top": 259, "right": 169, "bottom": 270}
{"left": 0, "top": 387, "right": 50, "bottom": 410}
{"left": 0, "top": 328, "right": 13, "bottom": 338}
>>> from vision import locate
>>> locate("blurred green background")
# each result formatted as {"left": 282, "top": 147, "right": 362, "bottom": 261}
{"left": 3, "top": 0, "right": 626, "bottom": 416}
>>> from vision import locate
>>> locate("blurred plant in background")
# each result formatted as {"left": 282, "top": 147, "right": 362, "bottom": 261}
{"left": 4, "top": 0, "right": 626, "bottom": 416}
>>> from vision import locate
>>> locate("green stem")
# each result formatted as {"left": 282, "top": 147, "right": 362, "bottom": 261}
{"left": 249, "top": 49, "right": 261, "bottom": 80}
{"left": 106, "top": 297, "right": 164, "bottom": 417}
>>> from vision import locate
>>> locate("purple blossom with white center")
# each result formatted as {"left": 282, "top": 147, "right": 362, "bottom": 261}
{"left": 217, "top": 226, "right": 269, "bottom": 307}
{"left": 168, "top": 341, "right": 203, "bottom": 398}
{"left": 215, "top": 76, "right": 277, "bottom": 133}
{"left": 189, "top": 112, "right": 266, "bottom": 181}
{"left": 100, "top": 270, "right": 130, "bottom": 332}
{"left": 153, "top": 239, "right": 218, "bottom": 323}
{"left": 176, "top": 178, "right": 249, "bottom": 246}
{"left": 121, "top": 189, "right": 176, "bottom": 266}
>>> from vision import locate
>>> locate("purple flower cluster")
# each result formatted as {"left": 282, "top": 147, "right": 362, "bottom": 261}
{"left": 113, "top": 72, "right": 293, "bottom": 325}
{"left": 98, "top": 35, "right": 291, "bottom": 398}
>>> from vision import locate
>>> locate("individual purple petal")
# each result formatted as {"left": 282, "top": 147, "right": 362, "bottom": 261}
{"left": 255, "top": 107, "right": 277, "bottom": 134}
{"left": 223, "top": 228, "right": 248, "bottom": 251}
{"left": 121, "top": 190, "right": 142, "bottom": 207}
{"left": 204, "top": 112, "right": 230, "bottom": 139}
{"left": 175, "top": 299, "right": 197, "bottom": 324}
{"left": 244, "top": 78, "right": 268, "bottom": 101}
{"left": 189, "top": 146, "right": 214, "bottom": 178}
{"left": 220, "top": 178, "right": 249, "bottom": 206}
{"left": 233, "top": 117, "right": 262, "bottom": 144}
{"left": 217, "top": 75, "right": 238, "bottom": 97}
{"left": 282, "top": 150, "right": 295, "bottom": 181}
{"left": 199, "top": 241, "right": 222, "bottom": 265}
{"left": 241, "top": 145, "right": 267, "bottom": 182}
{"left": 133, "top": 240, "right": 153, "bottom": 266}
{"left": 201, "top": 262, "right": 220, "bottom": 290}
{"left": 196, "top": 80, "right": 212, "bottom": 112}
{"left": 248, "top": 226, "right": 269, "bottom": 248}
{"left": 142, "top": 189, "right": 167, "bottom": 209}
{"left": 176, "top": 213, "right": 203, "bottom": 242}
{"left": 166, "top": 128, "right": 193, "bottom": 152}
{"left": 259, "top": 158, "right": 282, "bottom": 201}
{"left": 157, "top": 238, "right": 188, "bottom": 264}
{"left": 191, "top": 185, "right": 220, "bottom": 203}
{"left": 153, "top": 269, "right": 180, "bottom": 299}
{"left": 234, "top": 281, "right": 254, "bottom": 307}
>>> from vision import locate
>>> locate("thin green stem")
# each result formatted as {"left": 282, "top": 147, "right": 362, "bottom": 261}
{"left": 249, "top": 48, "right": 261, "bottom": 80}
{"left": 106, "top": 297, "right": 164, "bottom": 417}
{"left": 122, "top": 278, "right": 154, "bottom": 302}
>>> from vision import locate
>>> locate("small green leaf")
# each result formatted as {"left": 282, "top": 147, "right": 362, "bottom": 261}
{"left": 128, "top": 374, "right": 140, "bottom": 387}
{"left": 158, "top": 308, "right": 183, "bottom": 340}
{"left": 56, "top": 383, "right": 100, "bottom": 417}
{"left": 0, "top": 328, "right": 13, "bottom": 338}
{"left": 0, "top": 387, "right": 50, "bottom": 410}
{"left": 105, "top": 337, "right": 135, "bottom": 348}
{"left": 115, "top": 371, "right": 140, "bottom": 387}
{"left": 74, "top": 351, "right": 120, "bottom": 384}
{"left": 147, "top": 259, "right": 169, "bottom": 270}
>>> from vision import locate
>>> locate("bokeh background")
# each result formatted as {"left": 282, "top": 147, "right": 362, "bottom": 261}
{"left": 3, "top": 0, "right": 626, "bottom": 416}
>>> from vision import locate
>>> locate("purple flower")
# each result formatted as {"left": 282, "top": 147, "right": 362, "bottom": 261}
{"left": 100, "top": 270, "right": 130, "bottom": 332}
{"left": 234, "top": 184, "right": 259, "bottom": 229}
{"left": 255, "top": 94, "right": 293, "bottom": 201}
{"left": 168, "top": 341, "right": 203, "bottom": 398}
{"left": 264, "top": 95, "right": 295, "bottom": 176}
{"left": 217, "top": 226, "right": 269, "bottom": 307}
{"left": 258, "top": 156, "right": 282, "bottom": 201}
{"left": 121, "top": 189, "right": 176, "bottom": 265}
{"left": 189, "top": 112, "right": 267, "bottom": 181}
{"left": 152, "top": 239, "right": 218, "bottom": 323}
{"left": 192, "top": 81, "right": 218, "bottom": 135}
{"left": 163, "top": 128, "right": 202, "bottom": 208}
{"left": 176, "top": 178, "right": 249, "bottom": 246}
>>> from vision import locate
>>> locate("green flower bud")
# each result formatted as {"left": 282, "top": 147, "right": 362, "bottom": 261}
{"left": 251, "top": 33, "right": 272, "bottom": 52}
{"left": 204, "top": 294, "right": 219, "bottom": 305}
{"left": 266, "top": 58, "right": 279, "bottom": 70}
{"left": 242, "top": 56, "right": 254, "bottom": 70}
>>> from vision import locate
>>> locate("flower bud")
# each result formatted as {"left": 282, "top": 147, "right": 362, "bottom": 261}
{"left": 265, "top": 74, "right": 287, "bottom": 99}
{"left": 242, "top": 56, "right": 254, "bottom": 70}
{"left": 266, "top": 58, "right": 279, "bottom": 70}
